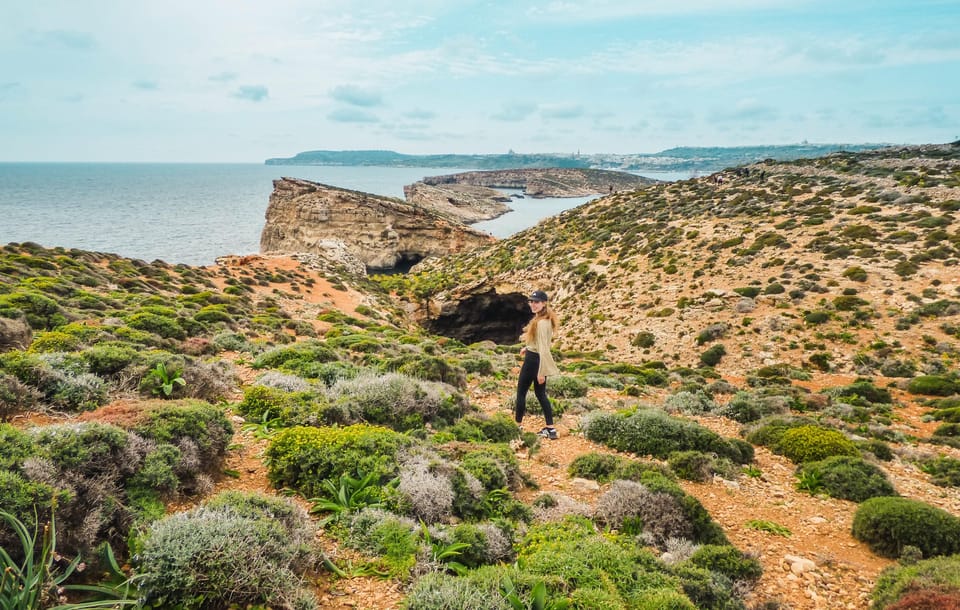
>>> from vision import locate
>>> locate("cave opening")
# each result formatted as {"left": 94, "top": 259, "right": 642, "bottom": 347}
{"left": 421, "top": 290, "right": 533, "bottom": 345}
{"left": 371, "top": 252, "right": 424, "bottom": 275}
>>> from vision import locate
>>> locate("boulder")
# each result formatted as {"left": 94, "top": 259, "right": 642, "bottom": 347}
{"left": 0, "top": 316, "right": 32, "bottom": 352}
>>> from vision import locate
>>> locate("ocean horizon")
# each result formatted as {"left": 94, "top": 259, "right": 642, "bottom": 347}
{"left": 0, "top": 163, "right": 687, "bottom": 267}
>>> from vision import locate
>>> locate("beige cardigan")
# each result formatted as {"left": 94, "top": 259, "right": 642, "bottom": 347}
{"left": 524, "top": 319, "right": 560, "bottom": 377}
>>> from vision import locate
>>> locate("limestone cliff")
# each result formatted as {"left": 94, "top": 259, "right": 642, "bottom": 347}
{"left": 403, "top": 182, "right": 512, "bottom": 224}
{"left": 259, "top": 178, "right": 495, "bottom": 272}
{"left": 419, "top": 168, "right": 655, "bottom": 198}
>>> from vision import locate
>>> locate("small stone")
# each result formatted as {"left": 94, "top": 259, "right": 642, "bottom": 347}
{"left": 570, "top": 477, "right": 600, "bottom": 492}
{"left": 808, "top": 516, "right": 828, "bottom": 524}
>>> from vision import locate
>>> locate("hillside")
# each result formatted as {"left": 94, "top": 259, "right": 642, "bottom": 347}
{"left": 0, "top": 143, "right": 959, "bottom": 610}
{"left": 264, "top": 144, "right": 886, "bottom": 173}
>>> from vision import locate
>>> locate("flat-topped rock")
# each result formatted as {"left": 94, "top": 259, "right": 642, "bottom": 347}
{"left": 260, "top": 178, "right": 495, "bottom": 272}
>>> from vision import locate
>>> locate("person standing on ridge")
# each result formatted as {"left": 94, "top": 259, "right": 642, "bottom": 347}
{"left": 515, "top": 290, "right": 561, "bottom": 439}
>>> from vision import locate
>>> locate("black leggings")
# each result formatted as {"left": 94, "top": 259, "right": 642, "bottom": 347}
{"left": 515, "top": 351, "right": 553, "bottom": 425}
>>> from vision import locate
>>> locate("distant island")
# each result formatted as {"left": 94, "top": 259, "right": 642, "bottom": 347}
{"left": 265, "top": 143, "right": 888, "bottom": 173}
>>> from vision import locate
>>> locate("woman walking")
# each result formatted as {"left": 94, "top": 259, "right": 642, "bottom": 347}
{"left": 515, "top": 290, "right": 560, "bottom": 439}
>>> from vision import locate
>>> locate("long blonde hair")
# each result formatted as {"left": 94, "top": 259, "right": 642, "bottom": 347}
{"left": 523, "top": 304, "right": 559, "bottom": 344}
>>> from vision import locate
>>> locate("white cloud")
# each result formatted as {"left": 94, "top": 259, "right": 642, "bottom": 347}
{"left": 330, "top": 85, "right": 383, "bottom": 107}
{"left": 232, "top": 85, "right": 269, "bottom": 102}
{"left": 328, "top": 108, "right": 380, "bottom": 123}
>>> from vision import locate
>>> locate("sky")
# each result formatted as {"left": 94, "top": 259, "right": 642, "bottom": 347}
{"left": 1, "top": 0, "right": 958, "bottom": 162}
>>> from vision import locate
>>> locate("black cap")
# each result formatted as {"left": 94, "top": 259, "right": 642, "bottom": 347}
{"left": 528, "top": 290, "right": 548, "bottom": 302}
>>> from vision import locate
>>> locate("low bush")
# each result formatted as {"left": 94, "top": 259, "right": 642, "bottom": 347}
{"left": 908, "top": 375, "right": 959, "bottom": 397}
{"left": 775, "top": 425, "right": 859, "bottom": 463}
{"left": 136, "top": 491, "right": 317, "bottom": 610}
{"left": 743, "top": 415, "right": 816, "bottom": 447}
{"left": 252, "top": 340, "right": 339, "bottom": 377}
{"left": 668, "top": 450, "right": 737, "bottom": 483}
{"left": 688, "top": 544, "right": 762, "bottom": 582}
{"left": 328, "top": 372, "right": 466, "bottom": 431}
{"left": 548, "top": 375, "right": 589, "bottom": 398}
{"left": 797, "top": 455, "right": 896, "bottom": 502}
{"left": 449, "top": 413, "right": 520, "bottom": 443}
{"left": 664, "top": 390, "right": 717, "bottom": 415}
{"left": 568, "top": 451, "right": 673, "bottom": 484}
{"left": 699, "top": 344, "right": 726, "bottom": 367}
{"left": 852, "top": 497, "right": 960, "bottom": 559}
{"left": 872, "top": 555, "right": 960, "bottom": 609}
{"left": 583, "top": 409, "right": 752, "bottom": 464}
{"left": 919, "top": 456, "right": 960, "bottom": 487}
{"left": 266, "top": 424, "right": 412, "bottom": 497}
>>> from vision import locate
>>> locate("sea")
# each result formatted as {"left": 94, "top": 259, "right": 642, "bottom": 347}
{"left": 0, "top": 163, "right": 688, "bottom": 267}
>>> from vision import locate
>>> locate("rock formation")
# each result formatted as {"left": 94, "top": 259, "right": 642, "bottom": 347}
{"left": 260, "top": 178, "right": 495, "bottom": 272}
{"left": 419, "top": 168, "right": 655, "bottom": 198}
{"left": 403, "top": 182, "right": 512, "bottom": 224}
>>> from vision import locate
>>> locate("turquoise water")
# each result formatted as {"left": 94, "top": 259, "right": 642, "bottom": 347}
{"left": 0, "top": 163, "right": 668, "bottom": 266}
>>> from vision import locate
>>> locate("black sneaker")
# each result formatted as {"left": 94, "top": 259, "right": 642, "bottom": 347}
{"left": 537, "top": 427, "right": 558, "bottom": 440}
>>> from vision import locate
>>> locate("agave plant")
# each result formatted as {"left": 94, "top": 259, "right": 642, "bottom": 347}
{"left": 0, "top": 509, "right": 137, "bottom": 610}
{"left": 308, "top": 471, "right": 389, "bottom": 526}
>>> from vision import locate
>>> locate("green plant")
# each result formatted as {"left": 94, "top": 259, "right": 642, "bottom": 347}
{"left": 797, "top": 455, "right": 896, "bottom": 502}
{"left": 308, "top": 471, "right": 386, "bottom": 526}
{"left": 775, "top": 425, "right": 859, "bottom": 463}
{"left": 0, "top": 509, "right": 137, "bottom": 610}
{"left": 145, "top": 362, "right": 186, "bottom": 398}
{"left": 871, "top": 555, "right": 960, "bottom": 609}
{"left": 907, "top": 375, "right": 959, "bottom": 397}
{"left": 745, "top": 520, "right": 791, "bottom": 537}
{"left": 688, "top": 544, "right": 763, "bottom": 582}
{"left": 420, "top": 522, "right": 470, "bottom": 576}
{"left": 501, "top": 578, "right": 571, "bottom": 610}
{"left": 852, "top": 497, "right": 960, "bottom": 559}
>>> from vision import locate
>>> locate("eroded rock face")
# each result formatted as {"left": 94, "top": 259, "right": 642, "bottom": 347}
{"left": 0, "top": 316, "right": 32, "bottom": 352}
{"left": 420, "top": 168, "right": 655, "bottom": 198}
{"left": 260, "top": 178, "right": 495, "bottom": 272}
{"left": 403, "top": 182, "right": 512, "bottom": 223}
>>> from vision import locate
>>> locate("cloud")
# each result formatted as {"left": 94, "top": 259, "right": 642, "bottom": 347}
{"left": 710, "top": 98, "right": 780, "bottom": 122}
{"left": 232, "top": 85, "right": 269, "bottom": 102}
{"left": 25, "top": 29, "right": 97, "bottom": 50}
{"left": 330, "top": 84, "right": 383, "bottom": 107}
{"left": 491, "top": 102, "right": 537, "bottom": 122}
{"left": 541, "top": 104, "right": 584, "bottom": 119}
{"left": 208, "top": 71, "right": 238, "bottom": 83}
{"left": 328, "top": 108, "right": 380, "bottom": 123}
{"left": 132, "top": 80, "right": 159, "bottom": 91}
{"left": 404, "top": 108, "right": 436, "bottom": 120}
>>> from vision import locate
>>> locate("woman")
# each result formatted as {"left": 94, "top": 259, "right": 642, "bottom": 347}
{"left": 515, "top": 290, "right": 560, "bottom": 439}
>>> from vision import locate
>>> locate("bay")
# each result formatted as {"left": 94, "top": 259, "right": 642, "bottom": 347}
{"left": 0, "top": 163, "right": 671, "bottom": 266}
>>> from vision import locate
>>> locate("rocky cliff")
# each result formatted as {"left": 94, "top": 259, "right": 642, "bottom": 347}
{"left": 419, "top": 168, "right": 656, "bottom": 197}
{"left": 402, "top": 182, "right": 512, "bottom": 224}
{"left": 260, "top": 177, "right": 495, "bottom": 272}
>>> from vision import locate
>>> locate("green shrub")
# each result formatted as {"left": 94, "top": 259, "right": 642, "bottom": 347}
{"left": 775, "top": 425, "right": 859, "bottom": 463}
{"left": 583, "top": 409, "right": 752, "bottom": 463}
{"left": 871, "top": 555, "right": 960, "bottom": 609}
{"left": 744, "top": 415, "right": 815, "bottom": 447}
{"left": 27, "top": 330, "right": 80, "bottom": 353}
{"left": 126, "top": 311, "right": 186, "bottom": 339}
{"left": 0, "top": 373, "right": 41, "bottom": 419}
{"left": 630, "top": 589, "right": 696, "bottom": 610}
{"left": 857, "top": 439, "right": 894, "bottom": 461}
{"left": 633, "top": 331, "right": 656, "bottom": 348}
{"left": 549, "top": 375, "right": 589, "bottom": 398}
{"left": 450, "top": 413, "right": 520, "bottom": 443}
{"left": 720, "top": 391, "right": 787, "bottom": 423}
{"left": 797, "top": 455, "right": 896, "bottom": 502}
{"left": 907, "top": 375, "right": 959, "bottom": 397}
{"left": 699, "top": 344, "right": 726, "bottom": 367}
{"left": 688, "top": 544, "right": 762, "bottom": 582}
{"left": 81, "top": 342, "right": 141, "bottom": 375}
{"left": 136, "top": 401, "right": 234, "bottom": 471}
{"left": 842, "top": 266, "right": 868, "bottom": 282}
{"left": 919, "top": 456, "right": 960, "bottom": 487}
{"left": 667, "top": 451, "right": 730, "bottom": 483}
{"left": 329, "top": 372, "right": 466, "bottom": 431}
{"left": 833, "top": 295, "right": 869, "bottom": 311}
{"left": 568, "top": 452, "right": 673, "bottom": 484}
{"left": 252, "top": 340, "right": 339, "bottom": 376}
{"left": 265, "top": 424, "right": 412, "bottom": 497}
{"left": 136, "top": 492, "right": 316, "bottom": 610}
{"left": 852, "top": 497, "right": 960, "bottom": 559}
